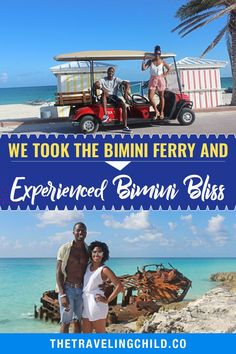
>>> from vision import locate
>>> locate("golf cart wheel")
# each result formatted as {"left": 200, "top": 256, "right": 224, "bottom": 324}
{"left": 79, "top": 115, "right": 99, "bottom": 134}
{"left": 178, "top": 108, "right": 195, "bottom": 125}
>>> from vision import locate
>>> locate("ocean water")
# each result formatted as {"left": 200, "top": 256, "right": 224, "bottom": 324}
{"left": 221, "top": 77, "right": 233, "bottom": 89}
{"left": 0, "top": 257, "right": 235, "bottom": 333}
{"left": 0, "top": 77, "right": 232, "bottom": 105}
{"left": 0, "top": 86, "right": 56, "bottom": 105}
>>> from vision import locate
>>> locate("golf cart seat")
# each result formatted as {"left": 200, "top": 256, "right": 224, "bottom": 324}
{"left": 55, "top": 91, "right": 92, "bottom": 106}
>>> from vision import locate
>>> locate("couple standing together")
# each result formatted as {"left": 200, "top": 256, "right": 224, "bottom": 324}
{"left": 96, "top": 45, "right": 170, "bottom": 129}
{"left": 56, "top": 222, "right": 123, "bottom": 333}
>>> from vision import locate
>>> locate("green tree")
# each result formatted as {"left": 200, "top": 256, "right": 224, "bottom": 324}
{"left": 173, "top": 0, "right": 236, "bottom": 105}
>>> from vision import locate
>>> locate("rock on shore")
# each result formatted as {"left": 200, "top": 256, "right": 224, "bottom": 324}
{"left": 140, "top": 287, "right": 236, "bottom": 333}
{"left": 211, "top": 272, "right": 236, "bottom": 292}
{"left": 210, "top": 272, "right": 236, "bottom": 282}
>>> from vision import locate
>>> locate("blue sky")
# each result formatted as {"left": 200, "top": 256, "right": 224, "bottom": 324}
{"left": 0, "top": 0, "right": 232, "bottom": 88}
{"left": 0, "top": 210, "right": 236, "bottom": 257}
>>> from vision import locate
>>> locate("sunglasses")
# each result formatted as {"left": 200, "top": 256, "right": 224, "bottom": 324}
{"left": 92, "top": 251, "right": 104, "bottom": 256}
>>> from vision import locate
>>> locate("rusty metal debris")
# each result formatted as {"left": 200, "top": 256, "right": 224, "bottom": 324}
{"left": 35, "top": 263, "right": 191, "bottom": 324}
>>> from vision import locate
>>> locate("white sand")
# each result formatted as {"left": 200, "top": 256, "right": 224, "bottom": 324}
{"left": 0, "top": 104, "right": 43, "bottom": 120}
{"left": 0, "top": 103, "right": 71, "bottom": 120}
{"left": 222, "top": 93, "right": 232, "bottom": 105}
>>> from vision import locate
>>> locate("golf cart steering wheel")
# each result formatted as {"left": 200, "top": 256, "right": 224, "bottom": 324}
{"left": 131, "top": 94, "right": 149, "bottom": 104}
{"left": 119, "top": 83, "right": 149, "bottom": 105}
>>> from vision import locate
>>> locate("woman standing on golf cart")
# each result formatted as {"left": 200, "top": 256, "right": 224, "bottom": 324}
{"left": 142, "top": 45, "right": 170, "bottom": 119}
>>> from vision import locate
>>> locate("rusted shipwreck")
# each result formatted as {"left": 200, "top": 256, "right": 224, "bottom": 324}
{"left": 35, "top": 263, "right": 191, "bottom": 324}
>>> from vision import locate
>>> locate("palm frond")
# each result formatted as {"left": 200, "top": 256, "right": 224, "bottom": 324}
{"left": 226, "top": 24, "right": 233, "bottom": 68}
{"left": 178, "top": 12, "right": 218, "bottom": 35}
{"left": 200, "top": 25, "right": 228, "bottom": 57}
{"left": 176, "top": 0, "right": 226, "bottom": 20}
{"left": 180, "top": 4, "right": 236, "bottom": 37}
{"left": 172, "top": 10, "right": 218, "bottom": 33}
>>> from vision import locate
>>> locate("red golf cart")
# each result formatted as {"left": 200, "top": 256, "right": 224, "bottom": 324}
{"left": 54, "top": 50, "right": 195, "bottom": 133}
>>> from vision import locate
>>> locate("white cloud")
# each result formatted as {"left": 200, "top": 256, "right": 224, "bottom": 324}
{"left": 123, "top": 236, "right": 142, "bottom": 244}
{"left": 207, "top": 215, "right": 225, "bottom": 233}
{"left": 37, "top": 210, "right": 84, "bottom": 227}
{"left": 189, "top": 237, "right": 205, "bottom": 247}
{"left": 38, "top": 231, "right": 72, "bottom": 248}
{"left": 14, "top": 240, "right": 23, "bottom": 249}
{"left": 181, "top": 214, "right": 198, "bottom": 235}
{"left": 190, "top": 225, "right": 198, "bottom": 235}
{"left": 28, "top": 241, "right": 37, "bottom": 249}
{"left": 103, "top": 211, "right": 150, "bottom": 230}
{"left": 123, "top": 229, "right": 174, "bottom": 247}
{"left": 48, "top": 230, "right": 71, "bottom": 243}
{"left": 168, "top": 222, "right": 177, "bottom": 231}
{"left": 123, "top": 234, "right": 158, "bottom": 244}
{"left": 181, "top": 214, "right": 192, "bottom": 222}
{"left": 0, "top": 236, "right": 22, "bottom": 251}
{"left": 206, "top": 215, "right": 227, "bottom": 246}
{"left": 0, "top": 73, "right": 8, "bottom": 83}
{"left": 0, "top": 236, "right": 10, "bottom": 249}
{"left": 87, "top": 231, "right": 101, "bottom": 238}
{"left": 39, "top": 229, "right": 101, "bottom": 247}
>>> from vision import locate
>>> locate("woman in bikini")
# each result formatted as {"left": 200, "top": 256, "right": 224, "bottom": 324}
{"left": 142, "top": 45, "right": 170, "bottom": 119}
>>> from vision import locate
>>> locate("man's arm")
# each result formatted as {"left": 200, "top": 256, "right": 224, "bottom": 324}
{"left": 56, "top": 260, "right": 65, "bottom": 294}
{"left": 56, "top": 260, "right": 69, "bottom": 308}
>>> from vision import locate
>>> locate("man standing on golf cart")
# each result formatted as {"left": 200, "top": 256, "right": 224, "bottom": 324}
{"left": 95, "top": 67, "right": 131, "bottom": 132}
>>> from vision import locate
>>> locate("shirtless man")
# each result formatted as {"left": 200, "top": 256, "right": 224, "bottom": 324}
{"left": 56, "top": 222, "right": 89, "bottom": 333}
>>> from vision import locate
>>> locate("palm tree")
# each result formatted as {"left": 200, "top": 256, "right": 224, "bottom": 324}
{"left": 172, "top": 0, "right": 236, "bottom": 105}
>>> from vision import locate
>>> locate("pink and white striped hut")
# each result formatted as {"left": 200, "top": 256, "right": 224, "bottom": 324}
{"left": 171, "top": 57, "right": 227, "bottom": 109}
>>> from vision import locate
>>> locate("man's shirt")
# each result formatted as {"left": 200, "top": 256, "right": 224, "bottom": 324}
{"left": 99, "top": 76, "right": 122, "bottom": 95}
{"left": 55, "top": 241, "right": 88, "bottom": 292}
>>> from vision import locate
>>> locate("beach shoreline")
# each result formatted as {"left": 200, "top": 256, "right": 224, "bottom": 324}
{"left": 0, "top": 93, "right": 234, "bottom": 122}
{"left": 0, "top": 270, "right": 235, "bottom": 333}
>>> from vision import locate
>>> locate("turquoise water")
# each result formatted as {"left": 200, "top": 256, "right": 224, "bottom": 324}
{"left": 221, "top": 77, "right": 233, "bottom": 89}
{"left": 0, "top": 86, "right": 56, "bottom": 105}
{"left": 0, "top": 84, "right": 139, "bottom": 105}
{"left": 0, "top": 257, "right": 235, "bottom": 333}
{"left": 0, "top": 78, "right": 232, "bottom": 105}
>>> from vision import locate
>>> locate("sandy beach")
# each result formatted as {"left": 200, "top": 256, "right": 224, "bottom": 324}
{"left": 0, "top": 93, "right": 233, "bottom": 121}
{"left": 0, "top": 103, "right": 43, "bottom": 120}
{"left": 222, "top": 92, "right": 233, "bottom": 105}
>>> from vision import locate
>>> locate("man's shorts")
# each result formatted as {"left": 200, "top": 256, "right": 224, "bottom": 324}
{"left": 149, "top": 75, "right": 166, "bottom": 92}
{"left": 107, "top": 95, "right": 124, "bottom": 105}
{"left": 58, "top": 284, "right": 83, "bottom": 324}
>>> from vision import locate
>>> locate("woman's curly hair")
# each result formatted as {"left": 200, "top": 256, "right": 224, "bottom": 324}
{"left": 88, "top": 241, "right": 110, "bottom": 263}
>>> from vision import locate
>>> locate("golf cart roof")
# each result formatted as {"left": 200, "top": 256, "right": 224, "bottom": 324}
{"left": 54, "top": 50, "right": 176, "bottom": 61}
